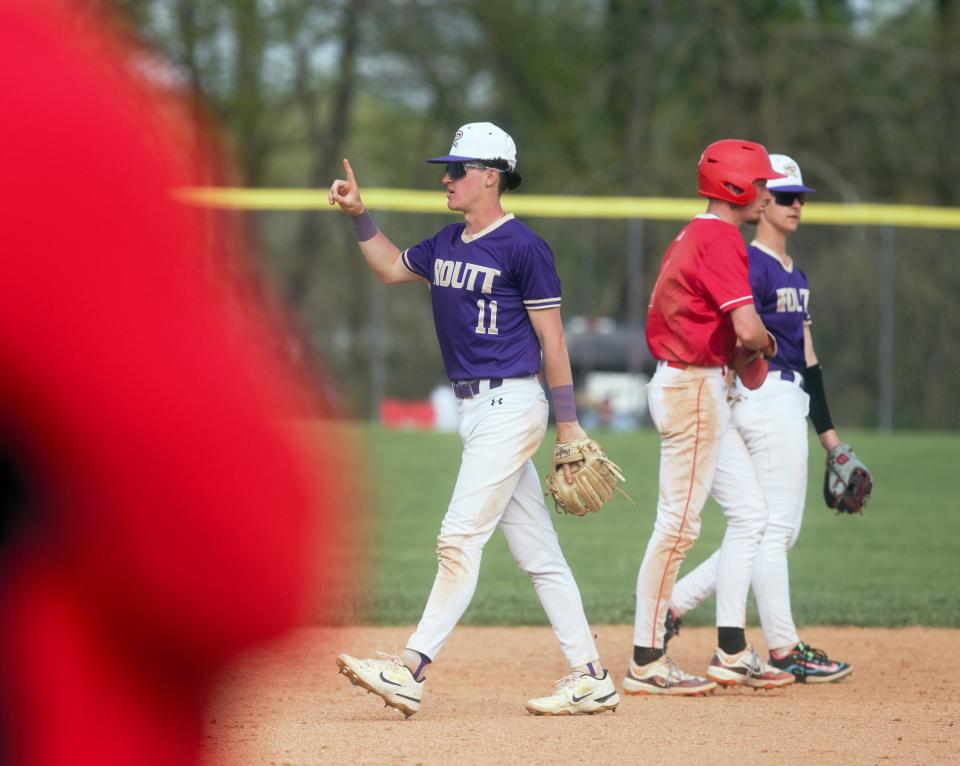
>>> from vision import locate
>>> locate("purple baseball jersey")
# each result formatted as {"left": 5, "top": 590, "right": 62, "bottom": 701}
{"left": 401, "top": 214, "right": 561, "bottom": 381}
{"left": 747, "top": 241, "right": 810, "bottom": 375}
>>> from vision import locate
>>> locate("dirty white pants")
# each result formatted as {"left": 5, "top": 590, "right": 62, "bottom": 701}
{"left": 633, "top": 363, "right": 766, "bottom": 648}
{"left": 671, "top": 372, "right": 809, "bottom": 650}
{"left": 407, "top": 376, "right": 599, "bottom": 667}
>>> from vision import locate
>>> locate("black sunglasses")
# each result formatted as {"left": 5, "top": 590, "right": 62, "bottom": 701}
{"left": 773, "top": 191, "right": 806, "bottom": 207}
{"left": 445, "top": 161, "right": 506, "bottom": 180}
{"left": 446, "top": 161, "right": 480, "bottom": 180}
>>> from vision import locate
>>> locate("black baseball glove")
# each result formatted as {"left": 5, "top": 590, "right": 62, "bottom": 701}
{"left": 823, "top": 442, "right": 873, "bottom": 514}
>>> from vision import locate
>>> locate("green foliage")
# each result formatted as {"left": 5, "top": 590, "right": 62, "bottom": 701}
{"left": 113, "top": 0, "right": 960, "bottom": 427}
{"left": 341, "top": 424, "right": 960, "bottom": 627}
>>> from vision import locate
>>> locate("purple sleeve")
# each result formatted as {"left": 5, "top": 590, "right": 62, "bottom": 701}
{"left": 799, "top": 268, "right": 812, "bottom": 323}
{"left": 400, "top": 232, "right": 438, "bottom": 280}
{"left": 749, "top": 251, "right": 771, "bottom": 309}
{"left": 516, "top": 238, "right": 562, "bottom": 311}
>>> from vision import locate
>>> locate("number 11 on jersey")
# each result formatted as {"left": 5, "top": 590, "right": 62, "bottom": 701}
{"left": 476, "top": 299, "right": 499, "bottom": 335}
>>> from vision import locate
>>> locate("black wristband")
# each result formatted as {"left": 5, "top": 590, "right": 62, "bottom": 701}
{"left": 805, "top": 364, "right": 835, "bottom": 435}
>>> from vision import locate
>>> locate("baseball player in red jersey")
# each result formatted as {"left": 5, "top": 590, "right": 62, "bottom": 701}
{"left": 668, "top": 154, "right": 857, "bottom": 684}
{"left": 623, "top": 140, "right": 789, "bottom": 695}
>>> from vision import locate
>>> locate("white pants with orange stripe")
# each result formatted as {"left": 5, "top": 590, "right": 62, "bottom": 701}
{"left": 633, "top": 363, "right": 767, "bottom": 649}
{"left": 406, "top": 376, "right": 599, "bottom": 668}
{"left": 670, "top": 373, "right": 809, "bottom": 651}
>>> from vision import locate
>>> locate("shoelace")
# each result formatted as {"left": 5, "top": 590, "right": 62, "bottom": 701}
{"left": 797, "top": 643, "right": 829, "bottom": 663}
{"left": 374, "top": 650, "right": 407, "bottom": 669}
{"left": 552, "top": 672, "right": 583, "bottom": 692}
{"left": 742, "top": 648, "right": 765, "bottom": 676}
{"left": 662, "top": 655, "right": 694, "bottom": 682}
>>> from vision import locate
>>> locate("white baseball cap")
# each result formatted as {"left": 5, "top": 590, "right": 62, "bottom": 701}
{"left": 427, "top": 122, "right": 517, "bottom": 171}
{"left": 766, "top": 153, "right": 816, "bottom": 193}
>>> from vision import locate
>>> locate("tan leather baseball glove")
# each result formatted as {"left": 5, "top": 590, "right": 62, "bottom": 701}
{"left": 544, "top": 438, "right": 630, "bottom": 516}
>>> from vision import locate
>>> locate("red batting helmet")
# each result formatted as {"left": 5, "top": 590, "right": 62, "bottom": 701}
{"left": 697, "top": 139, "right": 784, "bottom": 205}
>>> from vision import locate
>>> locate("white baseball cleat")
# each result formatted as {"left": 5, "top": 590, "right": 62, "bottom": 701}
{"left": 622, "top": 655, "right": 717, "bottom": 696}
{"left": 336, "top": 652, "right": 424, "bottom": 718}
{"left": 706, "top": 646, "right": 796, "bottom": 690}
{"left": 525, "top": 669, "right": 620, "bottom": 715}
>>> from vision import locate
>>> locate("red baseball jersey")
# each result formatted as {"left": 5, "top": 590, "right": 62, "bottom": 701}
{"left": 646, "top": 215, "right": 754, "bottom": 366}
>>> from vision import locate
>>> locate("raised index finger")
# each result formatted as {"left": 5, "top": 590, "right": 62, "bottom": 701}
{"left": 343, "top": 158, "right": 357, "bottom": 184}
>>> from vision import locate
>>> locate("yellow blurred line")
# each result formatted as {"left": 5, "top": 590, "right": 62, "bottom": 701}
{"left": 174, "top": 187, "right": 960, "bottom": 229}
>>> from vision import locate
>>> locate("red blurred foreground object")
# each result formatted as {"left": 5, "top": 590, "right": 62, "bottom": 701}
{"left": 0, "top": 2, "right": 341, "bottom": 764}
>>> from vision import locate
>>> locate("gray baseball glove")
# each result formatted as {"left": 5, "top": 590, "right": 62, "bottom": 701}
{"left": 823, "top": 442, "right": 873, "bottom": 514}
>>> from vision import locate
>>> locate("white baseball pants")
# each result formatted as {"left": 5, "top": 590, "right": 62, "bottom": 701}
{"left": 407, "top": 376, "right": 599, "bottom": 668}
{"left": 633, "top": 363, "right": 766, "bottom": 648}
{"left": 670, "top": 373, "right": 809, "bottom": 650}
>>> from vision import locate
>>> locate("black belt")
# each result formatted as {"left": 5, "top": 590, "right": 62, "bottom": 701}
{"left": 452, "top": 378, "right": 504, "bottom": 399}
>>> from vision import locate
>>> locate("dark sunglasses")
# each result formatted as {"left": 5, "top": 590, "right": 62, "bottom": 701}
{"left": 445, "top": 161, "right": 505, "bottom": 180}
{"left": 773, "top": 191, "right": 806, "bottom": 207}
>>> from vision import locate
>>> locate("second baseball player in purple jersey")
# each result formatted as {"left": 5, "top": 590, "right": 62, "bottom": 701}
{"left": 402, "top": 216, "right": 560, "bottom": 380}
{"left": 748, "top": 241, "right": 810, "bottom": 376}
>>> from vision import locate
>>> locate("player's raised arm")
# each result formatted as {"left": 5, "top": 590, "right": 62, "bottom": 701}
{"left": 328, "top": 158, "right": 420, "bottom": 285}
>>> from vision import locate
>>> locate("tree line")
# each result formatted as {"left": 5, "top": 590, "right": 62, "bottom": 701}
{"left": 115, "top": 0, "right": 960, "bottom": 428}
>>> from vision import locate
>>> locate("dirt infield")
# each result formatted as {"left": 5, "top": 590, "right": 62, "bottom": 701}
{"left": 200, "top": 625, "right": 959, "bottom": 766}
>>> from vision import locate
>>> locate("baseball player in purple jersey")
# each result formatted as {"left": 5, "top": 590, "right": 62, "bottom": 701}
{"left": 667, "top": 154, "right": 854, "bottom": 683}
{"left": 329, "top": 122, "right": 619, "bottom": 717}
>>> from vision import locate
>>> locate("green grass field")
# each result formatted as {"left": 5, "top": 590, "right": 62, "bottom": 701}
{"left": 334, "top": 425, "right": 959, "bottom": 628}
